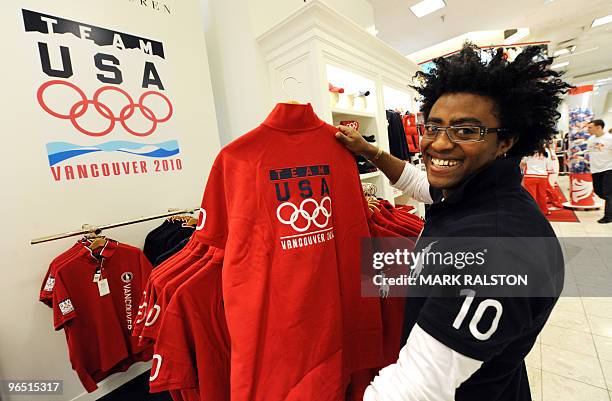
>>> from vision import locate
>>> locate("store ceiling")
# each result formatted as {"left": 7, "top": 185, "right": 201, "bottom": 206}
{"left": 369, "top": 0, "right": 612, "bottom": 84}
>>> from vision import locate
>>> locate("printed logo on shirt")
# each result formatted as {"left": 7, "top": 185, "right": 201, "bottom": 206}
{"left": 270, "top": 165, "right": 335, "bottom": 250}
{"left": 594, "top": 142, "right": 606, "bottom": 151}
{"left": 121, "top": 272, "right": 134, "bottom": 283}
{"left": 195, "top": 208, "right": 207, "bottom": 231}
{"left": 122, "top": 273, "right": 134, "bottom": 330}
{"left": 58, "top": 299, "right": 75, "bottom": 315}
{"left": 43, "top": 276, "right": 55, "bottom": 292}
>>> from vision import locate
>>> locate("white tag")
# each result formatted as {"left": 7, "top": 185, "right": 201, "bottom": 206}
{"left": 93, "top": 273, "right": 101, "bottom": 282}
{"left": 98, "top": 279, "right": 110, "bottom": 296}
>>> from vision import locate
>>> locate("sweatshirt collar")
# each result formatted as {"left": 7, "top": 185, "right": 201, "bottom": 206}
{"left": 262, "top": 103, "right": 325, "bottom": 132}
{"left": 436, "top": 156, "right": 523, "bottom": 205}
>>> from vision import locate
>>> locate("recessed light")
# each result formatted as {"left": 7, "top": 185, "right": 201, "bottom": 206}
{"left": 592, "top": 14, "right": 612, "bottom": 28}
{"left": 366, "top": 25, "right": 379, "bottom": 36}
{"left": 551, "top": 61, "right": 569, "bottom": 69}
{"left": 410, "top": 0, "right": 446, "bottom": 18}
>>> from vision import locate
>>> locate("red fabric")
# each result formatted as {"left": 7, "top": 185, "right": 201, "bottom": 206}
{"left": 139, "top": 244, "right": 210, "bottom": 343}
{"left": 133, "top": 239, "right": 198, "bottom": 340}
{"left": 368, "top": 222, "right": 407, "bottom": 363}
{"left": 523, "top": 176, "right": 549, "bottom": 215}
{"left": 546, "top": 186, "right": 580, "bottom": 223}
{"left": 402, "top": 114, "right": 420, "bottom": 153}
{"left": 39, "top": 240, "right": 89, "bottom": 307}
{"left": 197, "top": 103, "right": 383, "bottom": 401}
{"left": 52, "top": 241, "right": 153, "bottom": 392}
{"left": 371, "top": 210, "right": 414, "bottom": 237}
{"left": 150, "top": 249, "right": 229, "bottom": 400}
{"left": 546, "top": 179, "right": 562, "bottom": 207}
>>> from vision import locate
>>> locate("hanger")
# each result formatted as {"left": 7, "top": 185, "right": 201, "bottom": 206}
{"left": 85, "top": 231, "right": 107, "bottom": 252}
{"left": 281, "top": 76, "right": 302, "bottom": 104}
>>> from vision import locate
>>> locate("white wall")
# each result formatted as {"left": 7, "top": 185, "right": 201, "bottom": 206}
{"left": 200, "top": 0, "right": 275, "bottom": 145}
{"left": 248, "top": 0, "right": 375, "bottom": 38}
{"left": 202, "top": 0, "right": 376, "bottom": 144}
{"left": 0, "top": 0, "right": 220, "bottom": 400}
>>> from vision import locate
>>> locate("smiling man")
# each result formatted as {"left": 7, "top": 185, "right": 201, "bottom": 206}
{"left": 335, "top": 44, "right": 568, "bottom": 401}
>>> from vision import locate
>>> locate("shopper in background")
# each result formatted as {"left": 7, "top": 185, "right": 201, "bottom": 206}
{"left": 335, "top": 44, "right": 568, "bottom": 401}
{"left": 545, "top": 139, "right": 563, "bottom": 209}
{"left": 587, "top": 119, "right": 612, "bottom": 223}
{"left": 521, "top": 145, "right": 554, "bottom": 215}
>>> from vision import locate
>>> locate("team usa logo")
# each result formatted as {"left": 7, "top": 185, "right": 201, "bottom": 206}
{"left": 270, "top": 165, "right": 335, "bottom": 250}
{"left": 22, "top": 9, "right": 182, "bottom": 182}
{"left": 37, "top": 80, "right": 173, "bottom": 137}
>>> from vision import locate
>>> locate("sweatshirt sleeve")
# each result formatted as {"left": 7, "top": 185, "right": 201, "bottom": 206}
{"left": 391, "top": 162, "right": 433, "bottom": 204}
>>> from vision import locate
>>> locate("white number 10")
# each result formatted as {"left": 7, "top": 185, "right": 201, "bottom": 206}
{"left": 452, "top": 289, "right": 503, "bottom": 341}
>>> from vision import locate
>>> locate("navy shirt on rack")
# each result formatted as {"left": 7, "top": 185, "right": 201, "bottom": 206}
{"left": 386, "top": 110, "right": 411, "bottom": 161}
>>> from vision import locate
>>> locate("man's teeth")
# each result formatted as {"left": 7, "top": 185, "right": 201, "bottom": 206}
{"left": 431, "top": 157, "right": 460, "bottom": 167}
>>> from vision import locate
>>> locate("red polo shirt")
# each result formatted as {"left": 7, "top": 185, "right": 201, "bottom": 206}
{"left": 39, "top": 239, "right": 90, "bottom": 307}
{"left": 52, "top": 241, "right": 153, "bottom": 392}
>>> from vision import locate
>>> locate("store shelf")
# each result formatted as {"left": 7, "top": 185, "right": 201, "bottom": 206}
{"left": 331, "top": 107, "right": 376, "bottom": 118}
{"left": 359, "top": 171, "right": 381, "bottom": 180}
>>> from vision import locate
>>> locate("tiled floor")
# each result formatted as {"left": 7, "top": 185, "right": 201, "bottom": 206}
{"left": 527, "top": 176, "right": 612, "bottom": 401}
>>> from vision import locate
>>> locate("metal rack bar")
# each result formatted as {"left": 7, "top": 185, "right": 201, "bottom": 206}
{"left": 31, "top": 207, "right": 200, "bottom": 245}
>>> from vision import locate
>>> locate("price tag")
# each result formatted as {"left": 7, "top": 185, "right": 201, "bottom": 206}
{"left": 97, "top": 279, "right": 110, "bottom": 296}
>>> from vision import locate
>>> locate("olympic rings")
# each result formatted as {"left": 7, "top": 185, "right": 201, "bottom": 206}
{"left": 276, "top": 196, "right": 332, "bottom": 233}
{"left": 37, "top": 79, "right": 173, "bottom": 137}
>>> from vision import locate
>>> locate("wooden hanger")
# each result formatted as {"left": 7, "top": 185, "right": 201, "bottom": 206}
{"left": 87, "top": 236, "right": 107, "bottom": 251}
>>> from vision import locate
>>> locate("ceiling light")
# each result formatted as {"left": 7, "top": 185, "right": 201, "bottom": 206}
{"left": 551, "top": 61, "right": 569, "bottom": 69}
{"left": 410, "top": 0, "right": 446, "bottom": 18}
{"left": 596, "top": 78, "right": 612, "bottom": 83}
{"left": 503, "top": 28, "right": 530, "bottom": 45}
{"left": 592, "top": 14, "right": 612, "bottom": 28}
{"left": 544, "top": 0, "right": 555, "bottom": 3}
{"left": 366, "top": 25, "right": 379, "bottom": 36}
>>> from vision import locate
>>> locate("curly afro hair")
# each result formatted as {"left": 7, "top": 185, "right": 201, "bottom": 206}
{"left": 412, "top": 43, "right": 571, "bottom": 157}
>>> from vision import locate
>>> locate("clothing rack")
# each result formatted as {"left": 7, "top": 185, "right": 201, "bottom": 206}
{"left": 31, "top": 208, "right": 200, "bottom": 245}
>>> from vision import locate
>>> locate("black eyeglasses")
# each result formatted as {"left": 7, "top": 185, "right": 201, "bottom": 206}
{"left": 417, "top": 124, "right": 508, "bottom": 143}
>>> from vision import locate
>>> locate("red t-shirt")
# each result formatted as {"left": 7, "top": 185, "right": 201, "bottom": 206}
{"left": 150, "top": 249, "right": 228, "bottom": 400}
{"left": 196, "top": 103, "right": 383, "bottom": 400}
{"left": 52, "top": 241, "right": 153, "bottom": 392}
{"left": 39, "top": 239, "right": 90, "bottom": 307}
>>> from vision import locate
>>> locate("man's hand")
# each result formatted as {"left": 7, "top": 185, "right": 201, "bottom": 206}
{"left": 335, "top": 125, "right": 377, "bottom": 158}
